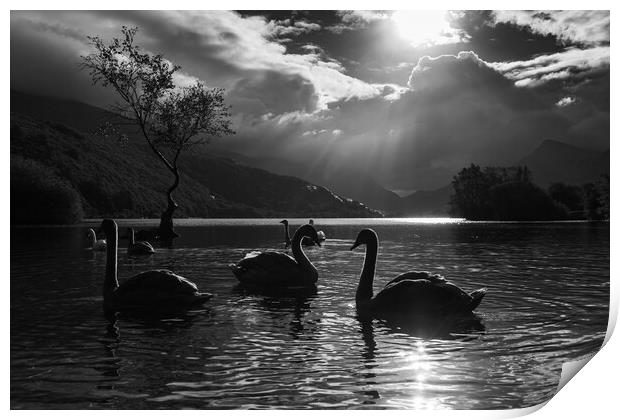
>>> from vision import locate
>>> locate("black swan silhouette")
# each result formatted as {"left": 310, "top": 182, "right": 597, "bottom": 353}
{"left": 351, "top": 229, "right": 486, "bottom": 317}
{"left": 280, "top": 219, "right": 325, "bottom": 248}
{"left": 100, "top": 219, "right": 212, "bottom": 313}
{"left": 87, "top": 228, "right": 106, "bottom": 251}
{"left": 126, "top": 227, "right": 155, "bottom": 255}
{"left": 230, "top": 224, "right": 321, "bottom": 294}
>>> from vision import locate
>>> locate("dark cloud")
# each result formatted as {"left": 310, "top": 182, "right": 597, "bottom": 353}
{"left": 10, "top": 16, "right": 116, "bottom": 105}
{"left": 222, "top": 50, "right": 607, "bottom": 191}
{"left": 449, "top": 11, "right": 566, "bottom": 61}
{"left": 228, "top": 70, "right": 319, "bottom": 116}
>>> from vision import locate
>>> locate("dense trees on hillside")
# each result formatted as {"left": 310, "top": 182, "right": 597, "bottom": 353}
{"left": 81, "top": 26, "right": 234, "bottom": 240}
{"left": 582, "top": 175, "right": 610, "bottom": 220}
{"left": 10, "top": 113, "right": 380, "bottom": 224}
{"left": 450, "top": 164, "right": 609, "bottom": 221}
{"left": 11, "top": 156, "right": 84, "bottom": 224}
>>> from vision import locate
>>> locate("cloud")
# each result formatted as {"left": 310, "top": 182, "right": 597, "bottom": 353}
{"left": 487, "top": 46, "right": 610, "bottom": 87}
{"left": 228, "top": 70, "right": 319, "bottom": 117}
{"left": 325, "top": 10, "right": 388, "bottom": 33}
{"left": 556, "top": 96, "right": 576, "bottom": 107}
{"left": 412, "top": 45, "right": 610, "bottom": 95}
{"left": 267, "top": 18, "right": 322, "bottom": 38}
{"left": 10, "top": 10, "right": 609, "bottom": 193}
{"left": 10, "top": 10, "right": 390, "bottom": 114}
{"left": 227, "top": 49, "right": 608, "bottom": 191}
{"left": 492, "top": 10, "right": 610, "bottom": 46}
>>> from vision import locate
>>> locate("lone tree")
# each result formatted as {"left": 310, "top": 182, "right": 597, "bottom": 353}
{"left": 81, "top": 26, "right": 234, "bottom": 240}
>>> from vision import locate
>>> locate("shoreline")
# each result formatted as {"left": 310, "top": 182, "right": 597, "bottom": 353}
{"left": 9, "top": 217, "right": 609, "bottom": 228}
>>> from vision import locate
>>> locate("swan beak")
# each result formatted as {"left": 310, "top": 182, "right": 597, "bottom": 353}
{"left": 315, "top": 240, "right": 322, "bottom": 247}
{"left": 350, "top": 240, "right": 361, "bottom": 251}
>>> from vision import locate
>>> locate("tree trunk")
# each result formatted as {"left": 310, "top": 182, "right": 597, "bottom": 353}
{"left": 158, "top": 167, "right": 180, "bottom": 241}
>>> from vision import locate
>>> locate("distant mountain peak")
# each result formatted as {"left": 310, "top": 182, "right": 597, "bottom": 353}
{"left": 518, "top": 138, "right": 609, "bottom": 187}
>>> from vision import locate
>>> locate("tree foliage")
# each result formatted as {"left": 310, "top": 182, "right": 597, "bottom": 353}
{"left": 449, "top": 164, "right": 568, "bottom": 221}
{"left": 583, "top": 175, "right": 610, "bottom": 220}
{"left": 11, "top": 156, "right": 84, "bottom": 224}
{"left": 548, "top": 183, "right": 584, "bottom": 212}
{"left": 81, "top": 26, "right": 234, "bottom": 238}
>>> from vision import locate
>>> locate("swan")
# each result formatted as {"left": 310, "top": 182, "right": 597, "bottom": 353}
{"left": 127, "top": 227, "right": 155, "bottom": 255}
{"left": 280, "top": 219, "right": 292, "bottom": 249}
{"left": 100, "top": 219, "right": 212, "bottom": 312}
{"left": 351, "top": 229, "right": 486, "bottom": 317}
{"left": 87, "top": 228, "right": 106, "bottom": 251}
{"left": 280, "top": 219, "right": 325, "bottom": 248}
{"left": 308, "top": 219, "right": 327, "bottom": 243}
{"left": 230, "top": 224, "right": 322, "bottom": 294}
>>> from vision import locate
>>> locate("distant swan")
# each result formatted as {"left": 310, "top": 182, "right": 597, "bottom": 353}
{"left": 87, "top": 228, "right": 106, "bottom": 251}
{"left": 280, "top": 219, "right": 292, "bottom": 249}
{"left": 230, "top": 224, "right": 321, "bottom": 294}
{"left": 100, "top": 219, "right": 212, "bottom": 312}
{"left": 308, "top": 219, "right": 327, "bottom": 243}
{"left": 280, "top": 219, "right": 325, "bottom": 248}
{"left": 127, "top": 227, "right": 155, "bottom": 255}
{"left": 351, "top": 229, "right": 486, "bottom": 317}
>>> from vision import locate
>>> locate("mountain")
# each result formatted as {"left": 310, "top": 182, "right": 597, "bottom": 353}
{"left": 518, "top": 139, "right": 609, "bottom": 187}
{"left": 207, "top": 150, "right": 452, "bottom": 215}
{"left": 205, "top": 151, "right": 403, "bottom": 212}
{"left": 10, "top": 91, "right": 381, "bottom": 219}
{"left": 397, "top": 185, "right": 453, "bottom": 216}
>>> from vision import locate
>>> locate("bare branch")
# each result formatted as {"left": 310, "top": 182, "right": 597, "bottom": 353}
{"left": 80, "top": 26, "right": 234, "bottom": 236}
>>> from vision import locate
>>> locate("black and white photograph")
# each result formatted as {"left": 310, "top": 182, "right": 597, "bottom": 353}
{"left": 9, "top": 6, "right": 611, "bottom": 411}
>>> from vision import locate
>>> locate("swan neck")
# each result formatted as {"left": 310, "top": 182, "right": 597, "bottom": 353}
{"left": 104, "top": 225, "right": 119, "bottom": 300}
{"left": 89, "top": 229, "right": 96, "bottom": 248}
{"left": 283, "top": 223, "right": 291, "bottom": 246}
{"left": 357, "top": 239, "right": 378, "bottom": 303}
{"left": 292, "top": 229, "right": 316, "bottom": 275}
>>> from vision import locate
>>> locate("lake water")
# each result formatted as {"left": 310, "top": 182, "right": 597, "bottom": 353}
{"left": 11, "top": 219, "right": 609, "bottom": 409}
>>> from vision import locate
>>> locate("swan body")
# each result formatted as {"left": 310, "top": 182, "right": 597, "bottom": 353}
{"left": 100, "top": 219, "right": 211, "bottom": 312}
{"left": 127, "top": 227, "right": 155, "bottom": 255}
{"left": 351, "top": 229, "right": 486, "bottom": 317}
{"left": 230, "top": 224, "right": 321, "bottom": 293}
{"left": 87, "top": 228, "right": 107, "bottom": 251}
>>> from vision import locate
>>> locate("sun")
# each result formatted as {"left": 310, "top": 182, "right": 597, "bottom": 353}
{"left": 391, "top": 10, "right": 459, "bottom": 47}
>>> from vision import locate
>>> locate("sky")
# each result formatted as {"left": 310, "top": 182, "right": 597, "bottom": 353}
{"left": 10, "top": 10, "right": 610, "bottom": 192}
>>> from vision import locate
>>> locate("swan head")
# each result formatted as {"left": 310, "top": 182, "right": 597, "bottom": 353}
{"left": 279, "top": 219, "right": 288, "bottom": 226}
{"left": 296, "top": 224, "right": 322, "bottom": 247}
{"left": 351, "top": 228, "right": 378, "bottom": 251}
{"left": 309, "top": 219, "right": 314, "bottom": 225}
{"left": 87, "top": 228, "right": 96, "bottom": 239}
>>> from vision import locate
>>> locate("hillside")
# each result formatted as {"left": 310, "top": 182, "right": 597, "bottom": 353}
{"left": 10, "top": 92, "right": 381, "bottom": 220}
{"left": 207, "top": 152, "right": 403, "bottom": 213}
{"left": 397, "top": 185, "right": 453, "bottom": 216}
{"left": 209, "top": 152, "right": 450, "bottom": 215}
{"left": 518, "top": 139, "right": 609, "bottom": 187}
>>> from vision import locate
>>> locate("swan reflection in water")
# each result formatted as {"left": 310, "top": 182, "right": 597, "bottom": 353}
{"left": 97, "top": 309, "right": 208, "bottom": 383}
{"left": 231, "top": 284, "right": 318, "bottom": 339}
{"left": 95, "top": 321, "right": 122, "bottom": 381}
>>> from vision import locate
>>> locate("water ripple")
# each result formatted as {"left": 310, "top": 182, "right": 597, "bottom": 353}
{"left": 11, "top": 221, "right": 608, "bottom": 409}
